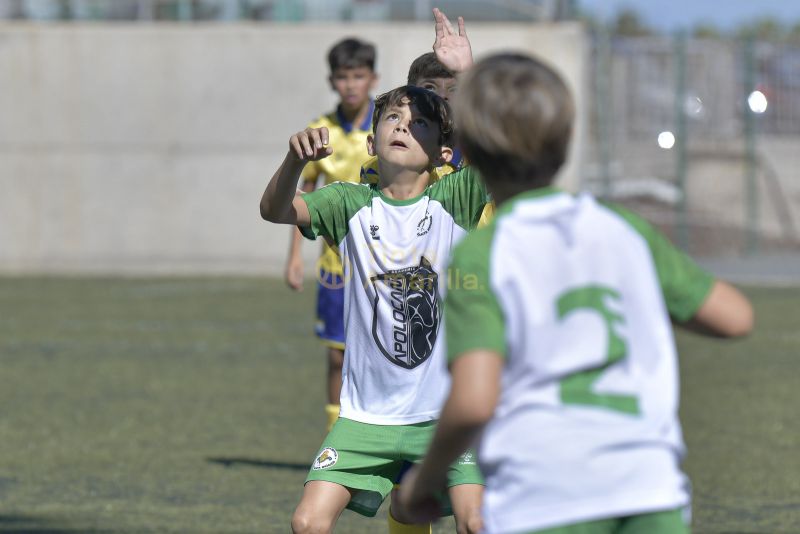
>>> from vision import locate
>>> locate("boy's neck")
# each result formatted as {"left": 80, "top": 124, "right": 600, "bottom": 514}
{"left": 339, "top": 100, "right": 372, "bottom": 127}
{"left": 376, "top": 164, "right": 431, "bottom": 201}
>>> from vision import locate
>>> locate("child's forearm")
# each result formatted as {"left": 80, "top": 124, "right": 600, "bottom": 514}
{"left": 286, "top": 181, "right": 316, "bottom": 256}
{"left": 260, "top": 152, "right": 306, "bottom": 223}
{"left": 287, "top": 226, "right": 304, "bottom": 257}
{"left": 415, "top": 351, "right": 501, "bottom": 489}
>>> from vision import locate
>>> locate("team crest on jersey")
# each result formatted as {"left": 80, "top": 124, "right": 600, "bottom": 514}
{"left": 370, "top": 257, "right": 441, "bottom": 370}
{"left": 312, "top": 447, "right": 338, "bottom": 470}
{"left": 416, "top": 212, "right": 432, "bottom": 236}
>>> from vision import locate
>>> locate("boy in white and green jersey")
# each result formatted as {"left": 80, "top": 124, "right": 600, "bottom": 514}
{"left": 399, "top": 54, "right": 754, "bottom": 534}
{"left": 261, "top": 80, "right": 486, "bottom": 532}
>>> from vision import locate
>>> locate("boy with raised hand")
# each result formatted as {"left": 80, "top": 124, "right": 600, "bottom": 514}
{"left": 261, "top": 63, "right": 486, "bottom": 534}
{"left": 359, "top": 51, "right": 461, "bottom": 186}
{"left": 399, "top": 53, "right": 755, "bottom": 534}
{"left": 361, "top": 9, "right": 495, "bottom": 226}
{"left": 283, "top": 37, "right": 378, "bottom": 433}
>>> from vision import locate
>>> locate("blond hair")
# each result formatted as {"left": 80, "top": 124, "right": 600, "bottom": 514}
{"left": 453, "top": 53, "right": 574, "bottom": 189}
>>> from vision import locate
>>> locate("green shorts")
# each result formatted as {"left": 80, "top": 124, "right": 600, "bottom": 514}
{"left": 305, "top": 417, "right": 484, "bottom": 517}
{"left": 528, "top": 508, "right": 689, "bottom": 534}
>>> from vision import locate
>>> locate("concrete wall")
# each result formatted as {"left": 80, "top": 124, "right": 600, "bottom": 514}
{"left": 0, "top": 22, "right": 587, "bottom": 274}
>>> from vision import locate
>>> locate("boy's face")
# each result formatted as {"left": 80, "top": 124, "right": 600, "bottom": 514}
{"left": 413, "top": 77, "right": 458, "bottom": 101}
{"left": 329, "top": 66, "right": 377, "bottom": 110}
{"left": 367, "top": 98, "right": 452, "bottom": 170}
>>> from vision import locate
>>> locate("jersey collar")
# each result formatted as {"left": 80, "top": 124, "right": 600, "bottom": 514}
{"left": 336, "top": 99, "right": 375, "bottom": 134}
{"left": 496, "top": 187, "right": 565, "bottom": 217}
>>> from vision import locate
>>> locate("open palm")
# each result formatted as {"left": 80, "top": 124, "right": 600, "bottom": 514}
{"left": 432, "top": 7, "right": 473, "bottom": 73}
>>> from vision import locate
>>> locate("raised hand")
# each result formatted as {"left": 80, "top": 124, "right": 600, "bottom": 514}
{"left": 289, "top": 127, "right": 333, "bottom": 162}
{"left": 432, "top": 7, "right": 473, "bottom": 74}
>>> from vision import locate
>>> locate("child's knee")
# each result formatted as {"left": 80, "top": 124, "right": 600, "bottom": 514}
{"left": 458, "top": 512, "right": 483, "bottom": 534}
{"left": 291, "top": 507, "right": 332, "bottom": 534}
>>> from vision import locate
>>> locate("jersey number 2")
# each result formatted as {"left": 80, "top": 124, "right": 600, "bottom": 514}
{"left": 556, "top": 286, "right": 640, "bottom": 415}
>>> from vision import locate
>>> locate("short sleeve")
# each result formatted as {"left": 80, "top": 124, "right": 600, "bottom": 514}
{"left": 299, "top": 182, "right": 369, "bottom": 246}
{"left": 446, "top": 226, "right": 507, "bottom": 363}
{"left": 609, "top": 205, "right": 714, "bottom": 321}
{"left": 429, "top": 166, "right": 489, "bottom": 231}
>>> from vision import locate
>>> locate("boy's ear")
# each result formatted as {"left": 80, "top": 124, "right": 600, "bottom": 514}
{"left": 367, "top": 134, "right": 376, "bottom": 156}
{"left": 436, "top": 146, "right": 454, "bottom": 166}
{"left": 369, "top": 72, "right": 379, "bottom": 90}
{"left": 328, "top": 74, "right": 335, "bottom": 91}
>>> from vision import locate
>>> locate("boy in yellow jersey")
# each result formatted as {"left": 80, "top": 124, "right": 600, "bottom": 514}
{"left": 284, "top": 37, "right": 378, "bottom": 433}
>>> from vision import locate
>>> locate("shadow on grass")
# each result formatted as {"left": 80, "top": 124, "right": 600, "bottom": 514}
{"left": 207, "top": 457, "right": 309, "bottom": 471}
{"left": 0, "top": 514, "right": 113, "bottom": 533}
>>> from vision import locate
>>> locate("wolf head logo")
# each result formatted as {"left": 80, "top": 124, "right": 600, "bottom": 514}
{"left": 370, "top": 257, "right": 441, "bottom": 369}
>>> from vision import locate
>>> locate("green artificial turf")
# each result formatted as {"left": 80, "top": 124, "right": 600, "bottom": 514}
{"left": 0, "top": 278, "right": 796, "bottom": 533}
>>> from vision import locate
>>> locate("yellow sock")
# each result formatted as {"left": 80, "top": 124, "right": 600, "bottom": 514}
{"left": 325, "top": 404, "right": 340, "bottom": 432}
{"left": 387, "top": 511, "right": 432, "bottom": 534}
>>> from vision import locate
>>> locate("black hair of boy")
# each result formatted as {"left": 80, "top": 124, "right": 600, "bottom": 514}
{"left": 453, "top": 53, "right": 574, "bottom": 191}
{"left": 372, "top": 85, "right": 455, "bottom": 147}
{"left": 407, "top": 52, "right": 455, "bottom": 84}
{"left": 327, "top": 38, "right": 376, "bottom": 72}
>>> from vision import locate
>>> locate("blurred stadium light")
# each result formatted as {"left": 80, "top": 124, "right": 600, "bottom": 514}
{"left": 0, "top": 0, "right": 576, "bottom": 22}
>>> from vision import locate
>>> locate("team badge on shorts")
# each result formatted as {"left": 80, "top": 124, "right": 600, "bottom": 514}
{"left": 458, "top": 450, "right": 476, "bottom": 465}
{"left": 312, "top": 447, "right": 338, "bottom": 470}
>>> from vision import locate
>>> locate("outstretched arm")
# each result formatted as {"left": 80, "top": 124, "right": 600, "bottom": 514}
{"left": 432, "top": 7, "right": 473, "bottom": 74}
{"left": 260, "top": 127, "right": 332, "bottom": 226}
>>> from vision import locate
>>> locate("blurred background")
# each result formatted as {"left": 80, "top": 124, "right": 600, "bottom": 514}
{"left": 1, "top": 0, "right": 798, "bottom": 280}
{"left": 1, "top": 2, "right": 798, "bottom": 533}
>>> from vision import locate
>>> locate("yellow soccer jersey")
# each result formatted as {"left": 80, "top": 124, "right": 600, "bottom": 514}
{"left": 302, "top": 103, "right": 374, "bottom": 187}
{"left": 302, "top": 103, "right": 374, "bottom": 275}
{"left": 359, "top": 150, "right": 496, "bottom": 227}
{"left": 359, "top": 155, "right": 457, "bottom": 184}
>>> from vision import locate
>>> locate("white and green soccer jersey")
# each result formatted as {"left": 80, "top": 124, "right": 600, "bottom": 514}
{"left": 300, "top": 167, "right": 488, "bottom": 425}
{"left": 446, "top": 188, "right": 714, "bottom": 534}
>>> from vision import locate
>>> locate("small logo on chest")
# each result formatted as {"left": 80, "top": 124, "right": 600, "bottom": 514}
{"left": 416, "top": 212, "right": 432, "bottom": 236}
{"left": 370, "top": 225, "right": 381, "bottom": 240}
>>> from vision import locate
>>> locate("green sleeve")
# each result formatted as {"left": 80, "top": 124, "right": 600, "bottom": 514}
{"left": 446, "top": 225, "right": 507, "bottom": 363}
{"left": 609, "top": 205, "right": 714, "bottom": 321}
{"left": 299, "top": 182, "right": 370, "bottom": 246}
{"left": 429, "top": 166, "right": 489, "bottom": 231}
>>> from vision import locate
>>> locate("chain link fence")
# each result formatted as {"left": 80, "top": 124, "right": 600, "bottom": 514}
{"left": 0, "top": 0, "right": 574, "bottom": 22}
{"left": 585, "top": 33, "right": 800, "bottom": 257}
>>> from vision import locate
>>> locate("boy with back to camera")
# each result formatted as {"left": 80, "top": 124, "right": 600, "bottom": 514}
{"left": 399, "top": 52, "right": 754, "bottom": 534}
{"left": 283, "top": 37, "right": 378, "bottom": 433}
{"left": 260, "top": 18, "right": 490, "bottom": 527}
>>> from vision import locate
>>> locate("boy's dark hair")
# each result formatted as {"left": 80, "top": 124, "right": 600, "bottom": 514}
{"left": 327, "top": 38, "right": 376, "bottom": 72}
{"left": 372, "top": 86, "right": 454, "bottom": 147}
{"left": 407, "top": 52, "right": 455, "bottom": 84}
{"left": 453, "top": 53, "right": 574, "bottom": 189}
